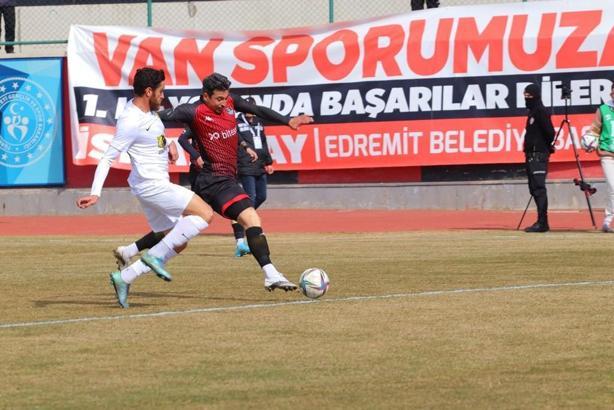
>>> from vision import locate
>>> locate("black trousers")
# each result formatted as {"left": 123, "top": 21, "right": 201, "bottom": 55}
{"left": 525, "top": 152, "right": 549, "bottom": 223}
{"left": 411, "top": 0, "right": 440, "bottom": 10}
{"left": 0, "top": 6, "right": 15, "bottom": 52}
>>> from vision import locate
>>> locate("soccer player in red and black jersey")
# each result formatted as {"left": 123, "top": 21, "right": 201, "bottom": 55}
{"left": 160, "top": 72, "right": 312, "bottom": 291}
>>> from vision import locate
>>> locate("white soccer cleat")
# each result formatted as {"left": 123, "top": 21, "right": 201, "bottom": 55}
{"left": 113, "top": 246, "right": 132, "bottom": 270}
{"left": 264, "top": 275, "right": 298, "bottom": 292}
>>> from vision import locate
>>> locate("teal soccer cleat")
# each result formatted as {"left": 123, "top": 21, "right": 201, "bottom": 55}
{"left": 234, "top": 241, "right": 251, "bottom": 257}
{"left": 109, "top": 271, "right": 130, "bottom": 308}
{"left": 140, "top": 252, "right": 173, "bottom": 282}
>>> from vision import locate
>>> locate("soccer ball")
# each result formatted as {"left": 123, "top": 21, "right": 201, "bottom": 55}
{"left": 299, "top": 268, "right": 330, "bottom": 299}
{"left": 581, "top": 131, "right": 599, "bottom": 152}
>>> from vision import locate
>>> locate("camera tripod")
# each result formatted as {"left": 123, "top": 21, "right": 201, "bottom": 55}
{"left": 516, "top": 94, "right": 597, "bottom": 230}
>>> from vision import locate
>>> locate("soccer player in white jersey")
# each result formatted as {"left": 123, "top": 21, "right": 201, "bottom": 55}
{"left": 76, "top": 67, "right": 214, "bottom": 308}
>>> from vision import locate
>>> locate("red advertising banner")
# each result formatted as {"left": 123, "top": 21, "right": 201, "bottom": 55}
{"left": 66, "top": 0, "right": 614, "bottom": 171}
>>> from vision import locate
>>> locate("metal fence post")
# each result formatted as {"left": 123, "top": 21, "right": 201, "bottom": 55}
{"left": 329, "top": 0, "right": 334, "bottom": 23}
{"left": 147, "top": 0, "right": 153, "bottom": 27}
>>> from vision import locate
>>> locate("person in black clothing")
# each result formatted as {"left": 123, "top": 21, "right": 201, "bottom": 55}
{"left": 0, "top": 2, "right": 15, "bottom": 54}
{"left": 237, "top": 97, "right": 274, "bottom": 209}
{"left": 523, "top": 83, "right": 555, "bottom": 233}
{"left": 231, "top": 97, "right": 275, "bottom": 256}
{"left": 411, "top": 0, "right": 439, "bottom": 11}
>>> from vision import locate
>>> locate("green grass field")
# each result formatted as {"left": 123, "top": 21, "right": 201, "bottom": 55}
{"left": 2, "top": 231, "right": 614, "bottom": 409}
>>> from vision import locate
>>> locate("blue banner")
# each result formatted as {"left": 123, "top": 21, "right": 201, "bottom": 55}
{"left": 0, "top": 58, "right": 64, "bottom": 187}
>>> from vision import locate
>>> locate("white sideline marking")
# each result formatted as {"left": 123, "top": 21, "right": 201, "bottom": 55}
{"left": 2, "top": 280, "right": 614, "bottom": 330}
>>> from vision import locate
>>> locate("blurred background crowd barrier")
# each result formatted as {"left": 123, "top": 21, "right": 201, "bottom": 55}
{"left": 2, "top": 0, "right": 538, "bottom": 55}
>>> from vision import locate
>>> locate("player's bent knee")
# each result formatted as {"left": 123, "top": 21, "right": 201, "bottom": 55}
{"left": 184, "top": 214, "right": 208, "bottom": 232}
{"left": 199, "top": 206, "right": 214, "bottom": 223}
{"left": 185, "top": 195, "right": 214, "bottom": 223}
{"left": 236, "top": 207, "right": 260, "bottom": 228}
{"left": 224, "top": 198, "right": 254, "bottom": 222}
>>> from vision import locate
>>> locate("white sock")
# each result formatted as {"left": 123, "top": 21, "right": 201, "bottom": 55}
{"left": 119, "top": 248, "right": 177, "bottom": 284}
{"left": 148, "top": 240, "right": 171, "bottom": 259}
{"left": 162, "top": 247, "right": 178, "bottom": 263}
{"left": 149, "top": 215, "right": 208, "bottom": 259}
{"left": 120, "top": 260, "right": 150, "bottom": 284}
{"left": 262, "top": 263, "right": 283, "bottom": 281}
{"left": 125, "top": 243, "right": 139, "bottom": 258}
{"left": 237, "top": 238, "right": 245, "bottom": 246}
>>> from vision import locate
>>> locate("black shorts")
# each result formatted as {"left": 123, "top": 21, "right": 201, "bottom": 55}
{"left": 192, "top": 172, "right": 252, "bottom": 219}
{"left": 188, "top": 165, "right": 199, "bottom": 191}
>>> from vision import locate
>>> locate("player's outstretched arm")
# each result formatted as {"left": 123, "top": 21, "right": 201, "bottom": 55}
{"left": 75, "top": 145, "right": 121, "bottom": 209}
{"left": 233, "top": 94, "right": 315, "bottom": 128}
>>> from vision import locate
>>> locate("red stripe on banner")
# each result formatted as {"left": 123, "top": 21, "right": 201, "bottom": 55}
{"left": 73, "top": 112, "right": 596, "bottom": 172}
{"left": 265, "top": 114, "right": 596, "bottom": 170}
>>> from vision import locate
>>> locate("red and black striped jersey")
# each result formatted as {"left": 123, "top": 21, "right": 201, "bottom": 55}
{"left": 160, "top": 94, "right": 290, "bottom": 177}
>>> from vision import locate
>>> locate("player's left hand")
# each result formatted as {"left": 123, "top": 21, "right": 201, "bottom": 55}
{"left": 246, "top": 147, "right": 258, "bottom": 162}
{"left": 76, "top": 195, "right": 99, "bottom": 209}
{"left": 168, "top": 141, "right": 179, "bottom": 164}
{"left": 289, "top": 115, "right": 314, "bottom": 130}
{"left": 265, "top": 165, "right": 274, "bottom": 175}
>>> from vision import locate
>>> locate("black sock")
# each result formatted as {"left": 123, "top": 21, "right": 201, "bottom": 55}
{"left": 246, "top": 226, "right": 271, "bottom": 267}
{"left": 135, "top": 231, "right": 165, "bottom": 251}
{"left": 232, "top": 222, "right": 245, "bottom": 240}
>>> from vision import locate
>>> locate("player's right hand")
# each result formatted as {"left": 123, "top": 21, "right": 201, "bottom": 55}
{"left": 76, "top": 195, "right": 99, "bottom": 209}
{"left": 289, "top": 115, "right": 314, "bottom": 130}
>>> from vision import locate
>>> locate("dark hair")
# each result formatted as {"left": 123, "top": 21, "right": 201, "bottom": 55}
{"left": 202, "top": 72, "right": 231, "bottom": 96}
{"left": 133, "top": 67, "right": 165, "bottom": 96}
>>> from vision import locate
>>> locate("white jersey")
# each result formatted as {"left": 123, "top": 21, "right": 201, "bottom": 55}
{"left": 90, "top": 100, "right": 169, "bottom": 197}
{"left": 113, "top": 100, "right": 169, "bottom": 188}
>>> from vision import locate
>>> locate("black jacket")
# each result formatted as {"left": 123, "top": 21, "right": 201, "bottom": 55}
{"left": 524, "top": 104, "right": 555, "bottom": 153}
{"left": 236, "top": 112, "right": 273, "bottom": 176}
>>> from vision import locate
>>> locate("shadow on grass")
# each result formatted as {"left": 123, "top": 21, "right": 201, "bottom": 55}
{"left": 32, "top": 290, "right": 273, "bottom": 308}
{"left": 32, "top": 298, "right": 155, "bottom": 308}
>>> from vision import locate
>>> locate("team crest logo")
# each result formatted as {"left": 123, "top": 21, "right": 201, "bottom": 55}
{"left": 157, "top": 134, "right": 167, "bottom": 149}
{"left": 0, "top": 77, "right": 56, "bottom": 168}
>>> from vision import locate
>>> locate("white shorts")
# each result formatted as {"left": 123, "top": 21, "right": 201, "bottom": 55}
{"left": 131, "top": 181, "right": 194, "bottom": 232}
